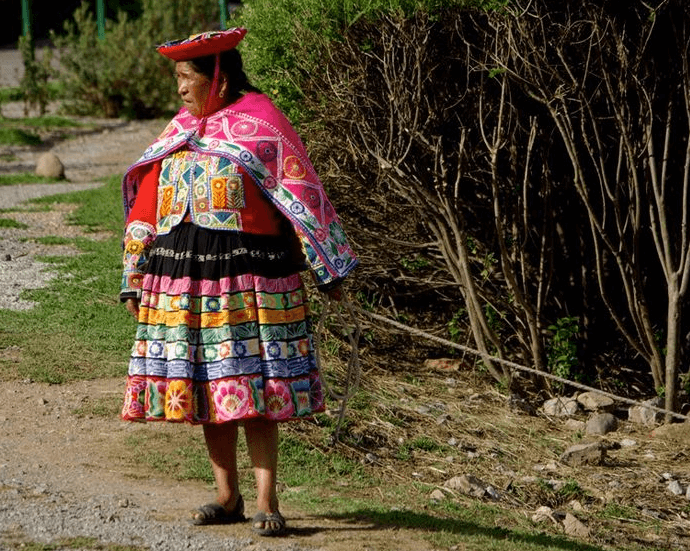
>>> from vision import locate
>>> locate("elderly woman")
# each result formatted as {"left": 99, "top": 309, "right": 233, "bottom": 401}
{"left": 119, "top": 28, "right": 357, "bottom": 537}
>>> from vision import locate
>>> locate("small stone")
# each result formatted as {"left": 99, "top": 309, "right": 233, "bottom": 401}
{"left": 436, "top": 413, "right": 452, "bottom": 425}
{"left": 444, "top": 474, "right": 489, "bottom": 498}
{"left": 532, "top": 506, "right": 556, "bottom": 524}
{"left": 429, "top": 489, "right": 446, "bottom": 501}
{"left": 35, "top": 152, "right": 65, "bottom": 179}
{"left": 577, "top": 391, "right": 615, "bottom": 411}
{"left": 569, "top": 500, "right": 584, "bottom": 512}
{"left": 3, "top": 254, "right": 10, "bottom": 261}
{"left": 485, "top": 485, "right": 501, "bottom": 500}
{"left": 543, "top": 397, "right": 580, "bottom": 417}
{"left": 424, "top": 358, "right": 462, "bottom": 372}
{"left": 668, "top": 480, "right": 685, "bottom": 495}
{"left": 620, "top": 438, "right": 637, "bottom": 447}
{"left": 560, "top": 442, "right": 607, "bottom": 466}
{"left": 586, "top": 412, "right": 618, "bottom": 435}
{"left": 564, "top": 419, "right": 586, "bottom": 432}
{"left": 563, "top": 512, "right": 590, "bottom": 538}
{"left": 628, "top": 397, "right": 664, "bottom": 426}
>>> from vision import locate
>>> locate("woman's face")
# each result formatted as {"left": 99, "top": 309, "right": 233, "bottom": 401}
{"left": 175, "top": 61, "right": 212, "bottom": 118}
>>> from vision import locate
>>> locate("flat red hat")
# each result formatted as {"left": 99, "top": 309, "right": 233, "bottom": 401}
{"left": 157, "top": 28, "right": 247, "bottom": 61}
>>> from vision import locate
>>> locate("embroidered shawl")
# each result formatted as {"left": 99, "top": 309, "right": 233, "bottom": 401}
{"left": 122, "top": 92, "right": 357, "bottom": 287}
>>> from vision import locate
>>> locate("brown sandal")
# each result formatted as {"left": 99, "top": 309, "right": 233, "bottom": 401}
{"left": 191, "top": 496, "right": 245, "bottom": 525}
{"left": 251, "top": 510, "right": 286, "bottom": 536}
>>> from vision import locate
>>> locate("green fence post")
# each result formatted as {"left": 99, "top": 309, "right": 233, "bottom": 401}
{"left": 219, "top": 0, "right": 227, "bottom": 30}
{"left": 21, "top": 0, "right": 32, "bottom": 37}
{"left": 97, "top": 0, "right": 105, "bottom": 40}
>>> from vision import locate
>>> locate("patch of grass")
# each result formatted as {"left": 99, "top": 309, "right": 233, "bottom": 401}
{"left": 124, "top": 432, "right": 215, "bottom": 483}
{"left": 280, "top": 433, "right": 366, "bottom": 486}
{"left": 0, "top": 176, "right": 130, "bottom": 383}
{"left": 0, "top": 218, "right": 28, "bottom": 229}
{"left": 0, "top": 204, "right": 52, "bottom": 214}
{"left": 31, "top": 175, "right": 124, "bottom": 233}
{"left": 601, "top": 502, "right": 639, "bottom": 520}
{"left": 0, "top": 127, "right": 41, "bottom": 146}
{"left": 396, "top": 436, "right": 447, "bottom": 460}
{"left": 15, "top": 115, "right": 84, "bottom": 129}
{"left": 31, "top": 236, "right": 77, "bottom": 246}
{"left": 0, "top": 173, "right": 64, "bottom": 186}
{"left": 0, "top": 87, "right": 23, "bottom": 102}
{"left": 72, "top": 395, "right": 122, "bottom": 418}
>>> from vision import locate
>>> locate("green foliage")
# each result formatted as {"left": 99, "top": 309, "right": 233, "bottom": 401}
{"left": 279, "top": 434, "right": 364, "bottom": 484}
{"left": 0, "top": 127, "right": 41, "bottom": 146}
{"left": 400, "top": 255, "right": 430, "bottom": 272}
{"left": 124, "top": 432, "right": 215, "bottom": 482}
{"left": 18, "top": 115, "right": 85, "bottom": 128}
{"left": 52, "top": 0, "right": 219, "bottom": 118}
{"left": 0, "top": 173, "right": 63, "bottom": 186}
{"left": 0, "top": 87, "right": 24, "bottom": 103}
{"left": 233, "top": 0, "right": 500, "bottom": 120}
{"left": 448, "top": 307, "right": 467, "bottom": 343}
{"left": 547, "top": 316, "right": 579, "bottom": 384}
{"left": 18, "top": 34, "right": 56, "bottom": 116}
{"left": 0, "top": 115, "right": 82, "bottom": 148}
{"left": 0, "top": 218, "right": 29, "bottom": 229}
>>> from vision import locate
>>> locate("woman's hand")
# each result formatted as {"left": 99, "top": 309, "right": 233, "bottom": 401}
{"left": 124, "top": 298, "right": 140, "bottom": 319}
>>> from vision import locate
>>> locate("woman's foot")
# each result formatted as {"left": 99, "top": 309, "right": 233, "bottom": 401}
{"left": 191, "top": 495, "right": 245, "bottom": 525}
{"left": 252, "top": 510, "right": 286, "bottom": 536}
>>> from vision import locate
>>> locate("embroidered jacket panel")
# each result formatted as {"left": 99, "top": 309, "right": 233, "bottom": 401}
{"left": 156, "top": 149, "right": 284, "bottom": 236}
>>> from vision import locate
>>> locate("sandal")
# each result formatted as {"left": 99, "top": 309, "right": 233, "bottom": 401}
{"left": 252, "top": 510, "right": 286, "bottom": 536}
{"left": 191, "top": 495, "right": 245, "bottom": 525}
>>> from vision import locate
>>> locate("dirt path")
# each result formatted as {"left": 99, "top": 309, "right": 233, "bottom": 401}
{"left": 0, "top": 116, "right": 437, "bottom": 551}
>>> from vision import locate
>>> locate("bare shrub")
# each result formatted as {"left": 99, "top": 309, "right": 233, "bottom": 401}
{"left": 304, "top": 1, "right": 690, "bottom": 412}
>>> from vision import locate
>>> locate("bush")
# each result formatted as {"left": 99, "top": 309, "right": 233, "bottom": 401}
{"left": 18, "top": 34, "right": 55, "bottom": 116}
{"left": 233, "top": 0, "right": 491, "bottom": 122}
{"left": 52, "top": 0, "right": 220, "bottom": 118}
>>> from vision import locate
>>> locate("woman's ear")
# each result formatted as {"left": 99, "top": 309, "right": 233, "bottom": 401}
{"left": 219, "top": 77, "right": 229, "bottom": 99}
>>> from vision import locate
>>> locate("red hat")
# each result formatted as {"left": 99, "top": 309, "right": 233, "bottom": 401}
{"left": 157, "top": 27, "right": 247, "bottom": 61}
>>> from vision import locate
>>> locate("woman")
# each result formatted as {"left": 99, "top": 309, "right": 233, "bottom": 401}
{"left": 119, "top": 28, "right": 357, "bottom": 537}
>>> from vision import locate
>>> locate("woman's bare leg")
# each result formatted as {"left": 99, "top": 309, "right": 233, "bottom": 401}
{"left": 244, "top": 418, "right": 282, "bottom": 531}
{"left": 202, "top": 422, "right": 242, "bottom": 510}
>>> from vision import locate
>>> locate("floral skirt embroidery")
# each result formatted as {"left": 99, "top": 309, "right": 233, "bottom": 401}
{"left": 121, "top": 223, "right": 323, "bottom": 424}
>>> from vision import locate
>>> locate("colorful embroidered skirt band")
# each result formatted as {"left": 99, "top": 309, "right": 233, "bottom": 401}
{"left": 121, "top": 223, "right": 324, "bottom": 424}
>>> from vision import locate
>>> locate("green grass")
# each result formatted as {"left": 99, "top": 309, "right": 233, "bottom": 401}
{"left": 0, "top": 173, "right": 65, "bottom": 186}
{"left": 0, "top": 127, "right": 41, "bottom": 146}
{"left": 0, "top": 175, "right": 130, "bottom": 383}
{"left": 0, "top": 218, "right": 28, "bottom": 229}
{"left": 0, "top": 113, "right": 88, "bottom": 147}
{"left": 0, "top": 87, "right": 23, "bottom": 103}
{"left": 124, "top": 432, "right": 216, "bottom": 484}
{"left": 14, "top": 115, "right": 84, "bottom": 128}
